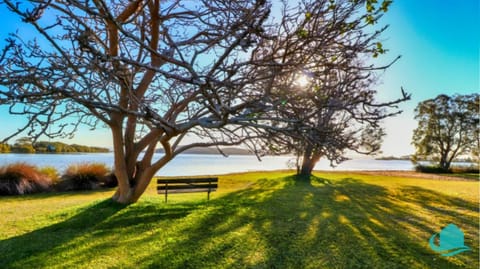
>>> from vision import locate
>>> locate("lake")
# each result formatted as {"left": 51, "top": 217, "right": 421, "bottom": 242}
{"left": 0, "top": 153, "right": 418, "bottom": 176}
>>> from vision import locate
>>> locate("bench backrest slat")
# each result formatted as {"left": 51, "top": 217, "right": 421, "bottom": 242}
{"left": 157, "top": 178, "right": 218, "bottom": 184}
{"left": 157, "top": 184, "right": 218, "bottom": 191}
{"left": 158, "top": 188, "right": 215, "bottom": 194}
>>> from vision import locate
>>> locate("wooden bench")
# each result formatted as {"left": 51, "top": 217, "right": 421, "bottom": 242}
{"left": 157, "top": 177, "right": 218, "bottom": 202}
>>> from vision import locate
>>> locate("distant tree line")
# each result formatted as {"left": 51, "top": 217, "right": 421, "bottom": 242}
{"left": 0, "top": 138, "right": 109, "bottom": 153}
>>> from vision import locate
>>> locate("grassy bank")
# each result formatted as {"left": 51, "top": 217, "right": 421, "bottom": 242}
{"left": 0, "top": 171, "right": 478, "bottom": 268}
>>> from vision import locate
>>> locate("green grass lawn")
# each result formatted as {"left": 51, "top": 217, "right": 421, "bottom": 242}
{"left": 0, "top": 171, "right": 478, "bottom": 268}
{"left": 441, "top": 173, "right": 479, "bottom": 180}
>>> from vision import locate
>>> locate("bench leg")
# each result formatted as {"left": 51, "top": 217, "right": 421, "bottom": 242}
{"left": 165, "top": 184, "right": 168, "bottom": 203}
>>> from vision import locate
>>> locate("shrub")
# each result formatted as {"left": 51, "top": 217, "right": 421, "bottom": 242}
{"left": 414, "top": 165, "right": 451, "bottom": 173}
{"left": 39, "top": 166, "right": 60, "bottom": 183}
{"left": 451, "top": 165, "right": 480, "bottom": 174}
{"left": 101, "top": 173, "right": 118, "bottom": 188}
{"left": 0, "top": 163, "right": 52, "bottom": 195}
{"left": 415, "top": 163, "right": 480, "bottom": 174}
{"left": 56, "top": 163, "right": 111, "bottom": 191}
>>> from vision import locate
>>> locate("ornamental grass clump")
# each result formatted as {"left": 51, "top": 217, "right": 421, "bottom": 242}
{"left": 0, "top": 163, "right": 52, "bottom": 195}
{"left": 57, "top": 163, "right": 111, "bottom": 191}
{"left": 39, "top": 166, "right": 60, "bottom": 183}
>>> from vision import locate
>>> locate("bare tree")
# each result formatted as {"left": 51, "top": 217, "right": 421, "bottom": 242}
{"left": 0, "top": 0, "right": 404, "bottom": 202}
{"left": 246, "top": 0, "right": 410, "bottom": 177}
{"left": 0, "top": 0, "right": 276, "bottom": 203}
{"left": 263, "top": 73, "right": 409, "bottom": 177}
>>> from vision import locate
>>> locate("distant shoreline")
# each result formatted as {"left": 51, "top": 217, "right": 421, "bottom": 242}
{"left": 375, "top": 156, "right": 410, "bottom": 161}
{"left": 375, "top": 155, "right": 476, "bottom": 164}
{"left": 156, "top": 146, "right": 253, "bottom": 155}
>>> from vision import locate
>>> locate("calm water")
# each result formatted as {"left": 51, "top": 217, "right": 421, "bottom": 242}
{"left": 0, "top": 153, "right": 417, "bottom": 176}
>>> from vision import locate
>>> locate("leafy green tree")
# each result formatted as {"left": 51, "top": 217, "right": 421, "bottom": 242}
{"left": 0, "top": 143, "right": 10, "bottom": 153}
{"left": 412, "top": 94, "right": 479, "bottom": 171}
{"left": 11, "top": 137, "right": 35, "bottom": 153}
{"left": 32, "top": 141, "right": 109, "bottom": 153}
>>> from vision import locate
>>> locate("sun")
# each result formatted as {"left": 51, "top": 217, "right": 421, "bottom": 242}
{"left": 295, "top": 74, "right": 310, "bottom": 88}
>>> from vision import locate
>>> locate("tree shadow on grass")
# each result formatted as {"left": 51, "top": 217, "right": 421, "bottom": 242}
{"left": 0, "top": 198, "right": 201, "bottom": 269}
{"left": 0, "top": 175, "right": 478, "bottom": 268}
{"left": 140, "top": 175, "right": 478, "bottom": 268}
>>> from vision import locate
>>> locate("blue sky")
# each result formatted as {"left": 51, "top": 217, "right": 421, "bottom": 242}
{"left": 374, "top": 0, "right": 479, "bottom": 156}
{"left": 0, "top": 0, "right": 478, "bottom": 156}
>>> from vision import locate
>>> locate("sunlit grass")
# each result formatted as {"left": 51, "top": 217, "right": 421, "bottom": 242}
{"left": 442, "top": 173, "right": 479, "bottom": 180}
{"left": 0, "top": 171, "right": 478, "bottom": 268}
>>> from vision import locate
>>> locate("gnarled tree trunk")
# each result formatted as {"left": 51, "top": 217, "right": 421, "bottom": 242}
{"left": 297, "top": 144, "right": 321, "bottom": 178}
